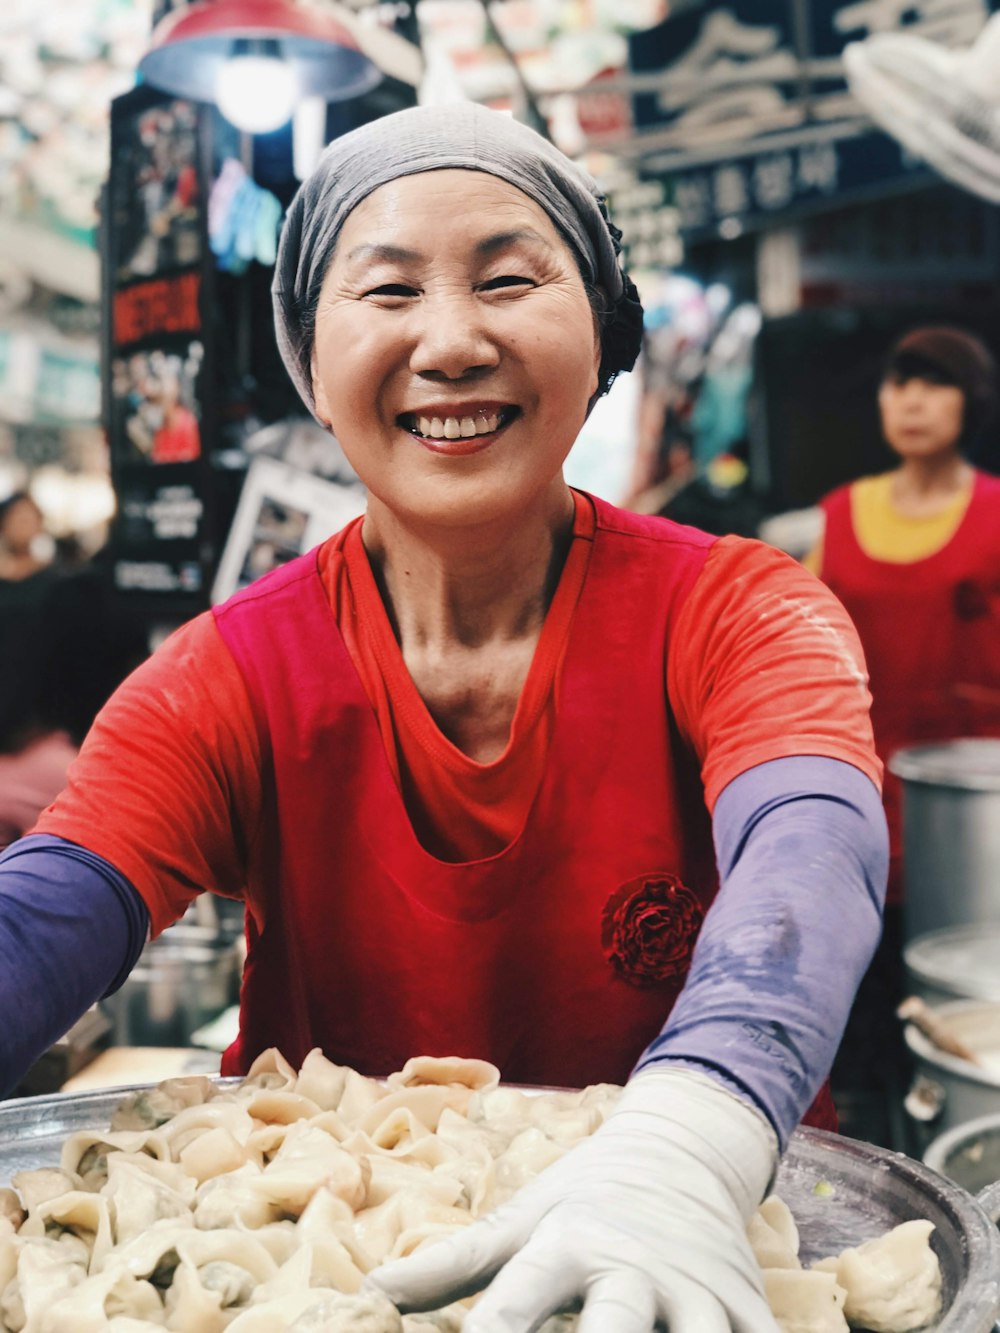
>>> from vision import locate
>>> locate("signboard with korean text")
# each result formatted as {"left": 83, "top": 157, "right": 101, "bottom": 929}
{"left": 104, "top": 83, "right": 216, "bottom": 606}
{"left": 626, "top": 0, "right": 998, "bottom": 238}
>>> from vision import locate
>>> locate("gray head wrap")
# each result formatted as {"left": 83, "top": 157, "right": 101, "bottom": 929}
{"left": 273, "top": 102, "right": 644, "bottom": 415}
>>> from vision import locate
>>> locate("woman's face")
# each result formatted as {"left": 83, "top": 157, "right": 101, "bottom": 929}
{"left": 0, "top": 499, "right": 43, "bottom": 555}
{"left": 878, "top": 372, "right": 965, "bottom": 461}
{"left": 311, "top": 170, "right": 601, "bottom": 529}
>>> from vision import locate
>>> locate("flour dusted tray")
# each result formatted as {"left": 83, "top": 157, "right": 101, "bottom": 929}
{"left": 0, "top": 1085, "right": 998, "bottom": 1332}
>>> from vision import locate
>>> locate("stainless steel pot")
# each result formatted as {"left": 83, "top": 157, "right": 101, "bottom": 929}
{"left": 905, "top": 925, "right": 1000, "bottom": 1007}
{"left": 890, "top": 740, "right": 1000, "bottom": 941}
{"left": 925, "top": 1112, "right": 1000, "bottom": 1200}
{"left": 1, "top": 1087, "right": 998, "bottom": 1332}
{"left": 904, "top": 1000, "right": 1000, "bottom": 1155}
{"left": 923, "top": 1111, "right": 1000, "bottom": 1333}
{"left": 102, "top": 930, "right": 240, "bottom": 1047}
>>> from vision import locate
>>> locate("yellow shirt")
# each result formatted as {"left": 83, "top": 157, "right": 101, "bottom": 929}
{"left": 804, "top": 472, "right": 973, "bottom": 572}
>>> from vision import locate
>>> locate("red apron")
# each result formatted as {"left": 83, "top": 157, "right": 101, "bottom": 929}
{"left": 821, "top": 471, "right": 1000, "bottom": 904}
{"left": 215, "top": 496, "right": 837, "bottom": 1128}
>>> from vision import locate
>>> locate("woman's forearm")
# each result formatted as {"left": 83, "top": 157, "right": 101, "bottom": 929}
{"left": 0, "top": 835, "right": 148, "bottom": 1096}
{"left": 636, "top": 755, "right": 888, "bottom": 1148}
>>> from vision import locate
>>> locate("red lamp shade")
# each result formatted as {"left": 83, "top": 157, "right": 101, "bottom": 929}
{"left": 138, "top": 0, "right": 382, "bottom": 103}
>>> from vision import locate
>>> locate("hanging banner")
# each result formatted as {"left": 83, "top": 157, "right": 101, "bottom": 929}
{"left": 104, "top": 85, "right": 215, "bottom": 604}
{"left": 627, "top": 0, "right": 997, "bottom": 237}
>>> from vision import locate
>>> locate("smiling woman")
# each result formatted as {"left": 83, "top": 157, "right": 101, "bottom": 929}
{"left": 2, "top": 103, "right": 891, "bottom": 1333}
{"left": 309, "top": 171, "right": 601, "bottom": 530}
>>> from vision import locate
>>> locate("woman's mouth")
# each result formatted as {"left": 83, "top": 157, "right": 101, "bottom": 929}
{"left": 397, "top": 406, "right": 520, "bottom": 452}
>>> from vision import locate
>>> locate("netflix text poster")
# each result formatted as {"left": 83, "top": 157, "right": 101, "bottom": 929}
{"left": 106, "top": 88, "right": 214, "bottom": 604}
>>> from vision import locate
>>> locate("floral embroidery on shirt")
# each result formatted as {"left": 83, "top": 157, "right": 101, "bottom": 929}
{"left": 601, "top": 872, "right": 704, "bottom": 987}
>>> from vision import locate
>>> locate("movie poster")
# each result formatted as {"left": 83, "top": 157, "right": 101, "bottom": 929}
{"left": 111, "top": 100, "right": 201, "bottom": 284}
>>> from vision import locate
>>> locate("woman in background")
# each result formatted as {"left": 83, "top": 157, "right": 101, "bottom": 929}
{"left": 809, "top": 325, "right": 1000, "bottom": 1143}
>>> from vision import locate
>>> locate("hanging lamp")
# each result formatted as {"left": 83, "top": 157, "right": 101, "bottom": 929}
{"left": 138, "top": 0, "right": 383, "bottom": 133}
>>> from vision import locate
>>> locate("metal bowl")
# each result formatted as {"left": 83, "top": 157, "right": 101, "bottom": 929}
{"left": 0, "top": 1090, "right": 998, "bottom": 1331}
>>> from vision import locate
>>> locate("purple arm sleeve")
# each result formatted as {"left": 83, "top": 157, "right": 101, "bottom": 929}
{"left": 634, "top": 755, "right": 888, "bottom": 1149}
{"left": 0, "top": 834, "right": 149, "bottom": 1098}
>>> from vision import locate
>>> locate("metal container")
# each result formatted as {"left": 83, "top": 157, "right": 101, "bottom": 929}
{"left": 890, "top": 740, "right": 1000, "bottom": 941}
{"left": 904, "top": 1000, "right": 1000, "bottom": 1152}
{"left": 102, "top": 931, "right": 240, "bottom": 1047}
{"left": 1, "top": 1087, "right": 998, "bottom": 1332}
{"left": 925, "top": 1113, "right": 1000, "bottom": 1201}
{"left": 905, "top": 926, "right": 1000, "bottom": 1007}
{"left": 923, "top": 1112, "right": 1000, "bottom": 1333}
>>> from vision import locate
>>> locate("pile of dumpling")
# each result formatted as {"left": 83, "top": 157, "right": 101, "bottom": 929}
{"left": 0, "top": 1049, "right": 941, "bottom": 1333}
{"left": 0, "top": 1051, "right": 609, "bottom": 1332}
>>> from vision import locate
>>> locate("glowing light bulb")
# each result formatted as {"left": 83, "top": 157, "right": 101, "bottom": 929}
{"left": 215, "top": 53, "right": 298, "bottom": 134}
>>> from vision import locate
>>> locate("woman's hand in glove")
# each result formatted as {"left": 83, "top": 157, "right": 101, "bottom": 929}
{"left": 367, "top": 1068, "right": 781, "bottom": 1332}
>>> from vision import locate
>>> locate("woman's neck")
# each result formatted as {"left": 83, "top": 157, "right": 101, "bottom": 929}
{"left": 890, "top": 453, "right": 973, "bottom": 517}
{"left": 360, "top": 485, "right": 577, "bottom": 652}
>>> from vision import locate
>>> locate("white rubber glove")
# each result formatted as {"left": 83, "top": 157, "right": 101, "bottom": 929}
{"left": 367, "top": 1068, "right": 781, "bottom": 1332}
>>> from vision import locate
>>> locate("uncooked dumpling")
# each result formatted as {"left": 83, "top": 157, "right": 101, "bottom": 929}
{"left": 748, "top": 1194, "right": 802, "bottom": 1271}
{"left": 288, "top": 1289, "right": 404, "bottom": 1330}
{"left": 764, "top": 1268, "right": 849, "bottom": 1332}
{"left": 812, "top": 1219, "right": 941, "bottom": 1333}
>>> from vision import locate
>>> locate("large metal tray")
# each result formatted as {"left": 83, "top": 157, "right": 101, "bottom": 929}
{"left": 0, "top": 1087, "right": 998, "bottom": 1332}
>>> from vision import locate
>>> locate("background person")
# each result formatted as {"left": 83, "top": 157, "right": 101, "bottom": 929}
{"left": 0, "top": 491, "right": 70, "bottom": 845}
{"left": 807, "top": 325, "right": 1000, "bottom": 1145}
{"left": 0, "top": 491, "right": 52, "bottom": 583}
{"left": 0, "top": 105, "right": 887, "bottom": 1332}
{"left": 0, "top": 493, "right": 148, "bottom": 847}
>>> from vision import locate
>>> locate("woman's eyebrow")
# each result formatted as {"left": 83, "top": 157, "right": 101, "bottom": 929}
{"left": 343, "top": 229, "right": 553, "bottom": 267}
{"left": 475, "top": 228, "right": 554, "bottom": 256}
{"left": 345, "top": 243, "right": 422, "bottom": 265}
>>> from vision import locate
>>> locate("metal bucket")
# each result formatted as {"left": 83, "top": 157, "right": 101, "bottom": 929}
{"left": 890, "top": 740, "right": 1000, "bottom": 941}
{"left": 904, "top": 1000, "right": 1000, "bottom": 1152}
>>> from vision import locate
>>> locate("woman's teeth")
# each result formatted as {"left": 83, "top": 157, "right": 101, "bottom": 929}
{"left": 413, "top": 410, "right": 504, "bottom": 439}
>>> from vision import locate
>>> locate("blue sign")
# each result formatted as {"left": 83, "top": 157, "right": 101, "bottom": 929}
{"left": 626, "top": 0, "right": 997, "bottom": 236}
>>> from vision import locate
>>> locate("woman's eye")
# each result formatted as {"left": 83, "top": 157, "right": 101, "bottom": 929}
{"left": 366, "top": 284, "right": 418, "bottom": 298}
{"left": 481, "top": 275, "right": 535, "bottom": 291}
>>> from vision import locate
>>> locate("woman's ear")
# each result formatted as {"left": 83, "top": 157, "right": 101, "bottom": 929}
{"left": 311, "top": 351, "right": 333, "bottom": 431}
{"left": 588, "top": 282, "right": 608, "bottom": 401}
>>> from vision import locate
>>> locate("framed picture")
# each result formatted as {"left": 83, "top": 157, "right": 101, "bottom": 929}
{"left": 211, "top": 456, "right": 366, "bottom": 604}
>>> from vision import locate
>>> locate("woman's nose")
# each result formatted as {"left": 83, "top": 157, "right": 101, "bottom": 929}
{"left": 408, "top": 297, "right": 501, "bottom": 380}
{"left": 899, "top": 381, "right": 927, "bottom": 405}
